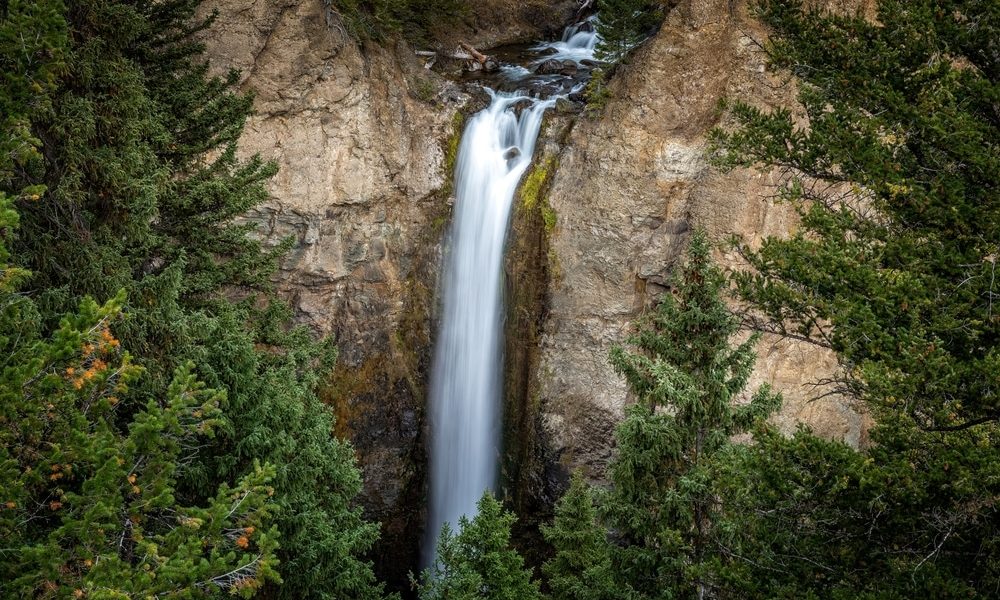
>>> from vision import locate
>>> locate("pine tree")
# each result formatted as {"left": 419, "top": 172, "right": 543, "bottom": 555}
{"left": 600, "top": 231, "right": 780, "bottom": 599}
{"left": 417, "top": 493, "right": 542, "bottom": 600}
{"left": 711, "top": 0, "right": 1000, "bottom": 432}
{"left": 1, "top": 0, "right": 66, "bottom": 295}
{"left": 593, "top": 0, "right": 662, "bottom": 63}
{"left": 2, "top": 1, "right": 385, "bottom": 597}
{"left": 709, "top": 0, "right": 1000, "bottom": 595}
{"left": 541, "top": 473, "right": 616, "bottom": 600}
{"left": 328, "top": 0, "right": 465, "bottom": 42}
{"left": 0, "top": 293, "right": 280, "bottom": 597}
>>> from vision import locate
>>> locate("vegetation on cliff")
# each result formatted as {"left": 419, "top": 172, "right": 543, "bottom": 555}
{"left": 541, "top": 234, "right": 782, "bottom": 599}
{"left": 5, "top": 0, "right": 1000, "bottom": 597}
{"left": 1, "top": 1, "right": 383, "bottom": 598}
{"left": 328, "top": 0, "right": 465, "bottom": 42}
{"left": 709, "top": 0, "right": 1000, "bottom": 595}
{"left": 426, "top": 0, "right": 1000, "bottom": 598}
{"left": 593, "top": 0, "right": 663, "bottom": 63}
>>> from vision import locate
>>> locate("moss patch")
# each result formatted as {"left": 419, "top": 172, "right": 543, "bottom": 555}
{"left": 540, "top": 203, "right": 557, "bottom": 233}
{"left": 518, "top": 155, "right": 560, "bottom": 238}
{"left": 444, "top": 110, "right": 465, "bottom": 179}
{"left": 519, "top": 156, "right": 557, "bottom": 210}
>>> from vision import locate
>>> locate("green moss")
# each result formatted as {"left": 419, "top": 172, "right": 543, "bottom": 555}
{"left": 411, "top": 77, "right": 437, "bottom": 103}
{"left": 520, "top": 156, "right": 558, "bottom": 210}
{"left": 547, "top": 247, "right": 563, "bottom": 283}
{"left": 431, "top": 213, "right": 449, "bottom": 233}
{"left": 444, "top": 110, "right": 465, "bottom": 177}
{"left": 540, "top": 203, "right": 557, "bottom": 233}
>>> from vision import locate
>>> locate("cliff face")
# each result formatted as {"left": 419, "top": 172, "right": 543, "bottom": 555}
{"left": 200, "top": 0, "right": 869, "bottom": 586}
{"left": 197, "top": 0, "right": 576, "bottom": 587}
{"left": 531, "top": 0, "right": 870, "bottom": 490}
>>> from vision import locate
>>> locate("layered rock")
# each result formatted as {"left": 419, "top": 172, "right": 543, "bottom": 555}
{"left": 198, "top": 0, "right": 875, "bottom": 586}
{"left": 199, "top": 1, "right": 455, "bottom": 586}
{"left": 198, "top": 0, "right": 578, "bottom": 588}
{"left": 531, "top": 0, "right": 871, "bottom": 496}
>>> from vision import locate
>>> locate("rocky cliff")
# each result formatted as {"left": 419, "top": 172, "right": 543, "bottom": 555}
{"left": 199, "top": 0, "right": 867, "bottom": 588}
{"left": 198, "top": 0, "right": 576, "bottom": 587}
{"left": 518, "top": 0, "right": 871, "bottom": 510}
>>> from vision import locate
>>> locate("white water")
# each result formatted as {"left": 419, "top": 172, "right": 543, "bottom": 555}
{"left": 532, "top": 17, "right": 599, "bottom": 63}
{"left": 425, "top": 22, "right": 598, "bottom": 567}
{"left": 426, "top": 93, "right": 552, "bottom": 562}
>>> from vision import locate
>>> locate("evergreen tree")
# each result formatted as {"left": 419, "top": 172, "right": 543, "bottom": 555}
{"left": 715, "top": 418, "right": 1000, "bottom": 597}
{"left": 0, "top": 293, "right": 280, "bottom": 597}
{"left": 543, "top": 233, "right": 780, "bottom": 599}
{"left": 541, "top": 473, "right": 616, "bottom": 600}
{"left": 711, "top": 0, "right": 1000, "bottom": 432}
{"left": 2, "top": 1, "right": 384, "bottom": 597}
{"left": 599, "top": 231, "right": 780, "bottom": 599}
{"left": 1, "top": 0, "right": 66, "bottom": 295}
{"left": 594, "top": 0, "right": 662, "bottom": 63}
{"left": 417, "top": 493, "right": 542, "bottom": 600}
{"left": 328, "top": 0, "right": 465, "bottom": 42}
{"left": 709, "top": 0, "right": 1000, "bottom": 596}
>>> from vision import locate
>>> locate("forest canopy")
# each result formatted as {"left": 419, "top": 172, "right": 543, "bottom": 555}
{"left": 2, "top": 0, "right": 999, "bottom": 598}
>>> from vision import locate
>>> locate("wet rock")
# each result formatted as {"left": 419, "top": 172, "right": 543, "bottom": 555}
{"left": 554, "top": 97, "right": 583, "bottom": 114}
{"left": 558, "top": 60, "right": 579, "bottom": 76}
{"left": 535, "top": 58, "right": 565, "bottom": 74}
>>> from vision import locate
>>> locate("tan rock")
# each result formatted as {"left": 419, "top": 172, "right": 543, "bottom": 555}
{"left": 535, "top": 0, "right": 871, "bottom": 481}
{"left": 199, "top": 0, "right": 580, "bottom": 586}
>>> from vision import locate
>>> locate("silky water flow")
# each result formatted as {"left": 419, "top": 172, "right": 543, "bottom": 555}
{"left": 425, "top": 22, "right": 598, "bottom": 568}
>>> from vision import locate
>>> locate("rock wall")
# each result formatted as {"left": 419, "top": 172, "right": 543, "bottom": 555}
{"left": 532, "top": 0, "right": 870, "bottom": 492}
{"left": 198, "top": 0, "right": 576, "bottom": 589}
{"left": 199, "top": 0, "right": 874, "bottom": 587}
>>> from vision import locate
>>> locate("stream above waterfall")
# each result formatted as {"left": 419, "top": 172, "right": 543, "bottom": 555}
{"left": 424, "top": 18, "right": 600, "bottom": 567}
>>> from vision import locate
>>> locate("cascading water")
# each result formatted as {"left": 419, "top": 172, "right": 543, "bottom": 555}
{"left": 425, "top": 20, "right": 598, "bottom": 566}
{"left": 425, "top": 94, "right": 552, "bottom": 561}
{"left": 533, "top": 17, "right": 599, "bottom": 63}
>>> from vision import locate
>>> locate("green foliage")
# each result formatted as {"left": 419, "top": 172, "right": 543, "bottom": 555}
{"left": 0, "top": 293, "right": 280, "bottom": 597}
{"left": 0, "top": 0, "right": 66, "bottom": 293}
{"left": 416, "top": 493, "right": 542, "bottom": 600}
{"left": 541, "top": 473, "right": 616, "bottom": 600}
{"left": 328, "top": 0, "right": 466, "bottom": 43}
{"left": 1, "top": 1, "right": 384, "bottom": 598}
{"left": 543, "top": 233, "right": 780, "bottom": 599}
{"left": 582, "top": 68, "right": 612, "bottom": 114}
{"left": 594, "top": 0, "right": 663, "bottom": 63}
{"left": 711, "top": 0, "right": 1000, "bottom": 432}
{"left": 0, "top": 0, "right": 66, "bottom": 187}
{"left": 708, "top": 0, "right": 1000, "bottom": 596}
{"left": 602, "top": 231, "right": 780, "bottom": 598}
{"left": 717, "top": 421, "right": 1000, "bottom": 598}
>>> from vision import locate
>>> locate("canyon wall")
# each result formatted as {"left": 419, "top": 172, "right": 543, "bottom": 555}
{"left": 199, "top": 0, "right": 869, "bottom": 587}
{"left": 527, "top": 0, "right": 870, "bottom": 500}
{"left": 198, "top": 0, "right": 575, "bottom": 587}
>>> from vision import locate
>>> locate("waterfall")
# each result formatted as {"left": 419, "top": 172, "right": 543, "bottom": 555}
{"left": 535, "top": 16, "right": 599, "bottom": 63}
{"left": 424, "top": 20, "right": 599, "bottom": 568}
{"left": 425, "top": 93, "right": 553, "bottom": 563}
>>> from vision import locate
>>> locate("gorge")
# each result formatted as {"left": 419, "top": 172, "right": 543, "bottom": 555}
{"left": 426, "top": 25, "right": 598, "bottom": 565}
{"left": 195, "top": 0, "right": 868, "bottom": 589}
{"left": 6, "top": 0, "right": 997, "bottom": 596}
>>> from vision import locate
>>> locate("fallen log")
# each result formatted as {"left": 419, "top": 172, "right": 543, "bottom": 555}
{"left": 459, "top": 42, "right": 499, "bottom": 72}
